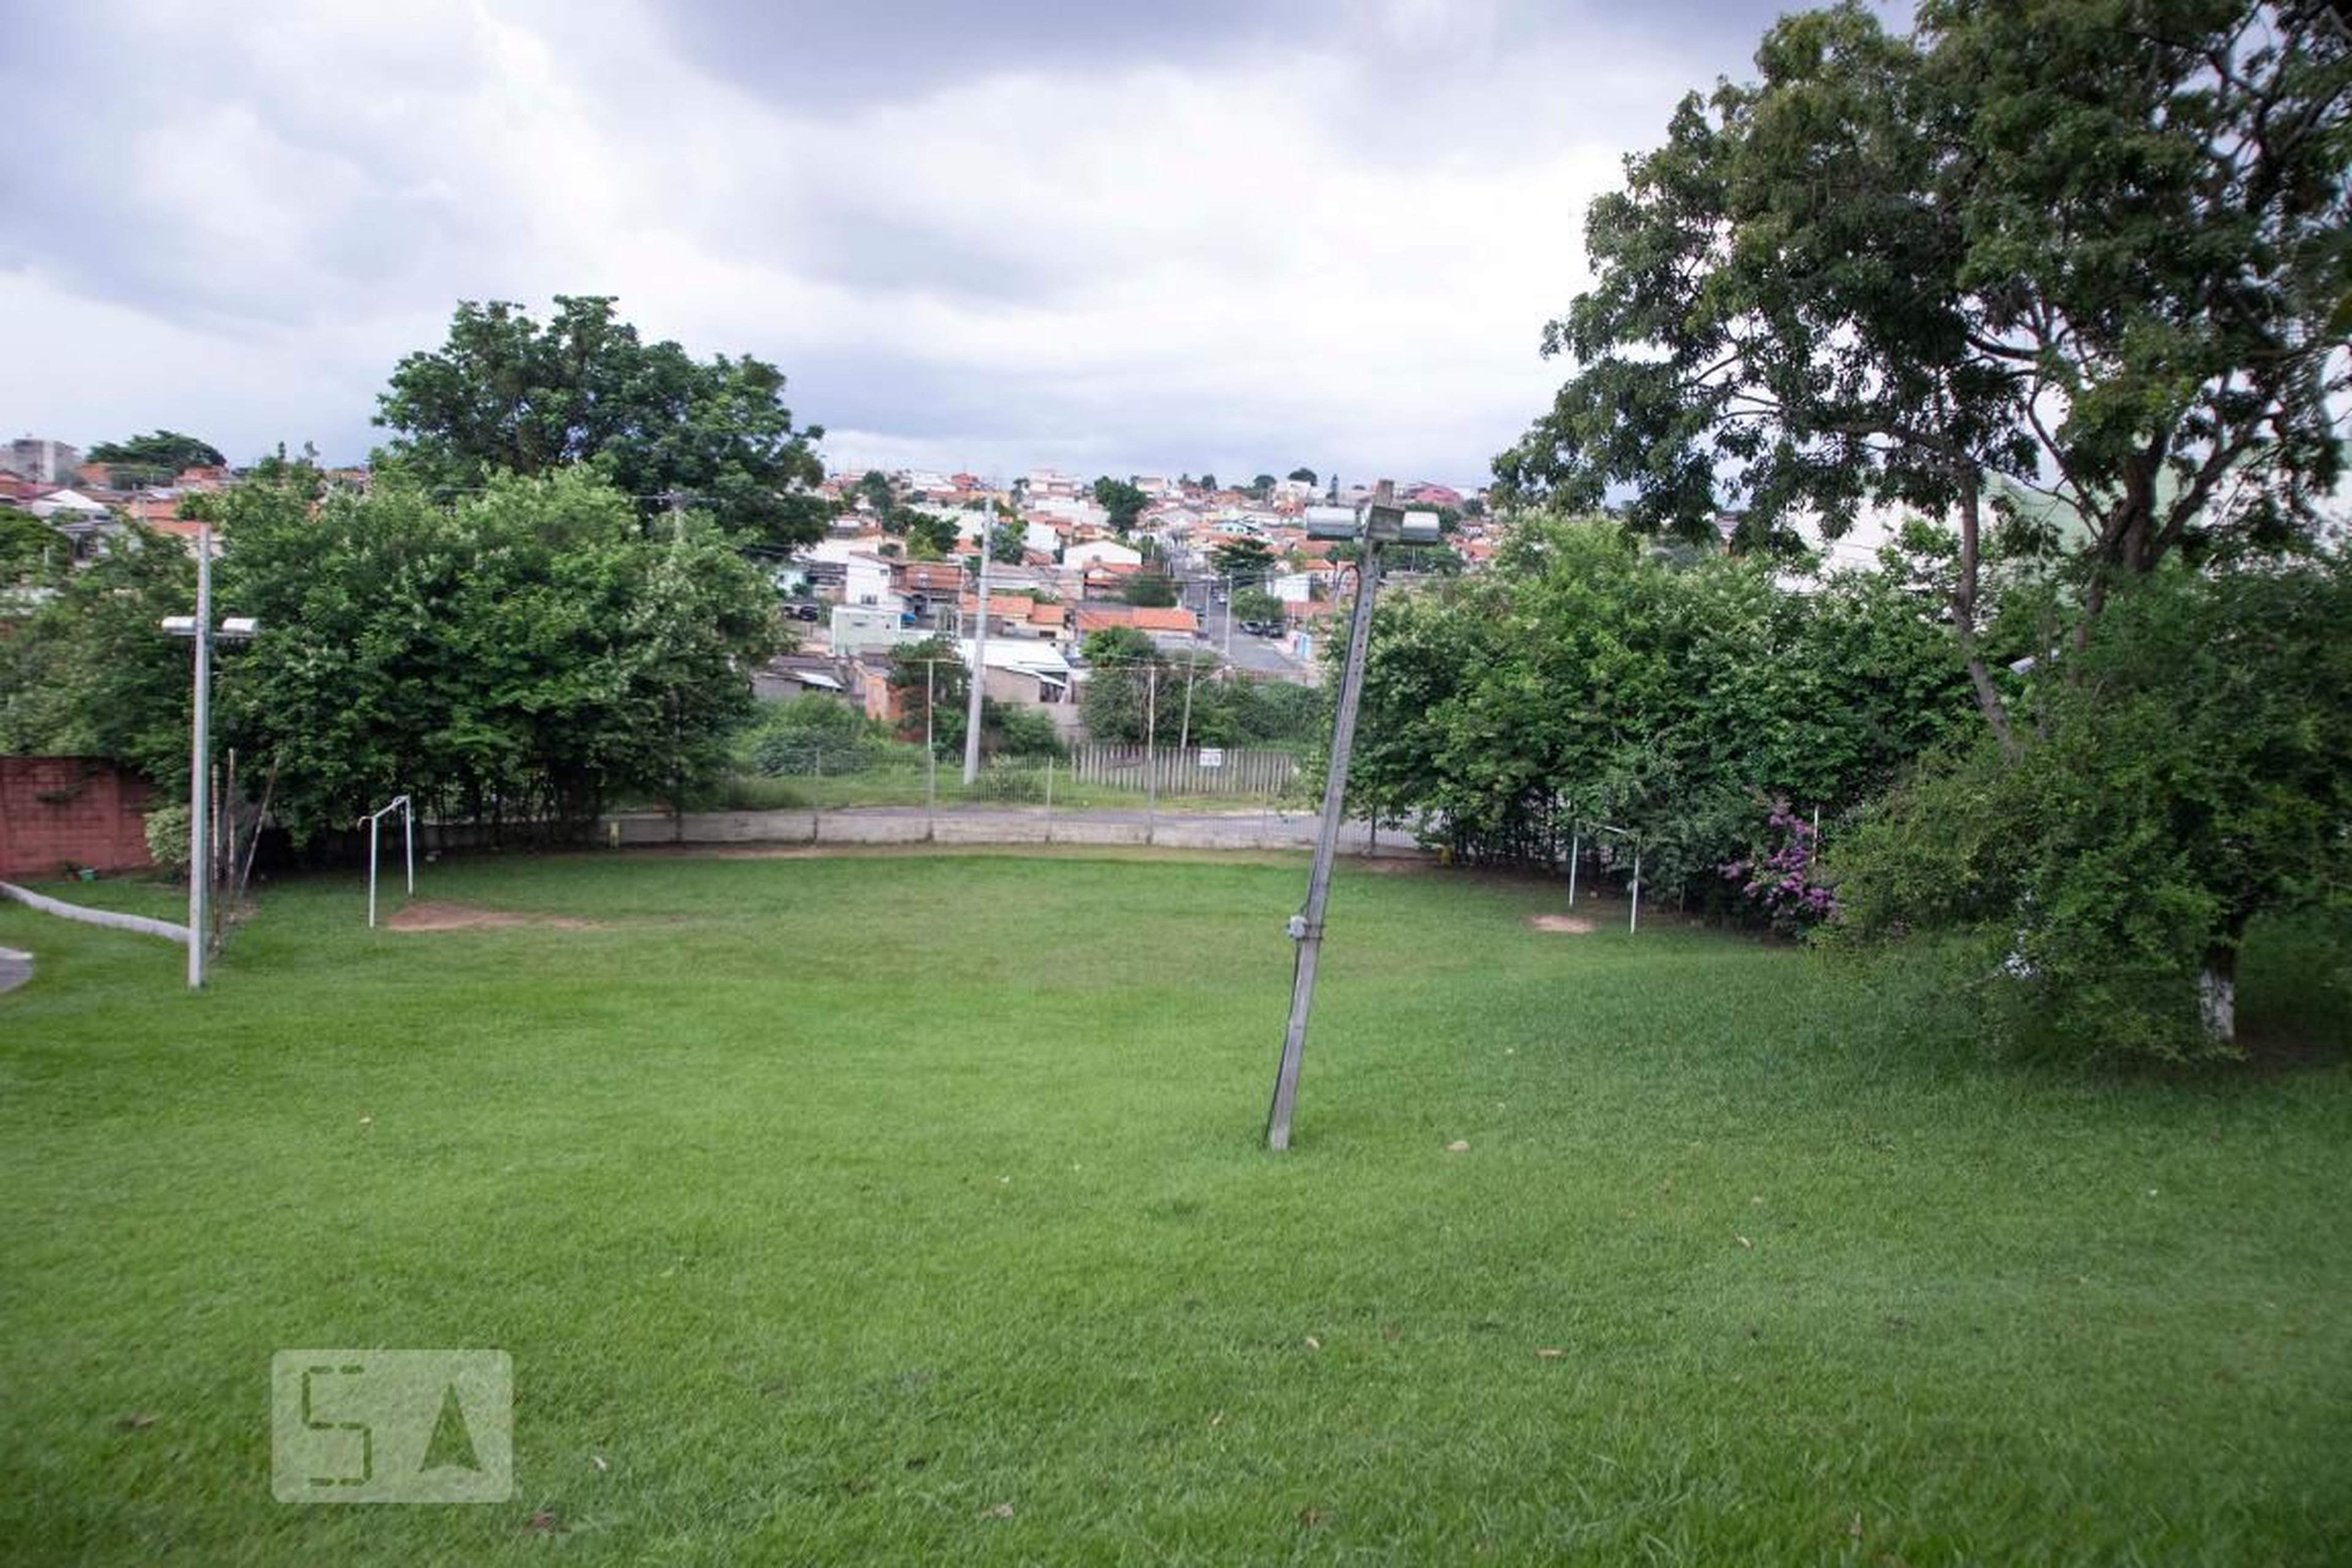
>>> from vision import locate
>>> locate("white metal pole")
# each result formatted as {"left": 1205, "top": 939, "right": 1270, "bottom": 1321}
{"left": 368, "top": 814, "right": 380, "bottom": 929}
{"left": 404, "top": 796, "right": 415, "bottom": 894}
{"left": 1567, "top": 825, "right": 1581, "bottom": 907}
{"left": 1144, "top": 663, "right": 1158, "bottom": 842}
{"left": 1630, "top": 845, "right": 1642, "bottom": 935}
{"left": 962, "top": 543, "right": 992, "bottom": 785}
{"left": 187, "top": 525, "right": 212, "bottom": 989}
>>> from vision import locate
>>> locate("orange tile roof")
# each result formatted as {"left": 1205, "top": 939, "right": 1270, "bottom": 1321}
{"left": 1129, "top": 608, "right": 1198, "bottom": 633}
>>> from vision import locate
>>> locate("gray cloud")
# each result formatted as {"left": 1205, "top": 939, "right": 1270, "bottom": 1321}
{"left": 649, "top": 0, "right": 1319, "bottom": 109}
{"left": 0, "top": 0, "right": 1905, "bottom": 484}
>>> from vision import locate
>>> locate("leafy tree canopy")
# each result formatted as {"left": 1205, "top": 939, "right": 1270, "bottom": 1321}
{"left": 374, "top": 295, "right": 832, "bottom": 549}
{"left": 85, "top": 430, "right": 227, "bottom": 483}
{"left": 1829, "top": 552, "right": 2352, "bottom": 1060}
{"left": 198, "top": 466, "right": 781, "bottom": 836}
{"left": 1091, "top": 477, "right": 1148, "bottom": 535}
{"left": 1344, "top": 516, "right": 1980, "bottom": 899}
{"left": 902, "top": 509, "right": 960, "bottom": 559}
{"left": 0, "top": 511, "right": 71, "bottom": 585}
{"left": 1121, "top": 571, "right": 1179, "bottom": 608}
{"left": 0, "top": 524, "right": 195, "bottom": 784}
{"left": 1210, "top": 535, "right": 1278, "bottom": 578}
{"left": 1287, "top": 468, "right": 1318, "bottom": 486}
{"left": 1496, "top": 0, "right": 2350, "bottom": 737}
{"left": 1230, "top": 587, "right": 1285, "bottom": 625}
{"left": 886, "top": 635, "right": 967, "bottom": 752}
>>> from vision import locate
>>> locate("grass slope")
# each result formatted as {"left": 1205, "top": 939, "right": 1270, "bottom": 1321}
{"left": 1, "top": 854, "right": 2346, "bottom": 1565}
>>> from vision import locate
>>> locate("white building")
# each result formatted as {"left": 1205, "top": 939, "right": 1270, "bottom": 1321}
{"left": 842, "top": 553, "right": 903, "bottom": 611}
{"left": 1065, "top": 540, "right": 1142, "bottom": 571}
{"left": 6, "top": 437, "right": 80, "bottom": 483}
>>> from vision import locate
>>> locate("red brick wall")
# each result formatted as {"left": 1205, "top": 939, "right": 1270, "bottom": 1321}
{"left": 0, "top": 758, "right": 157, "bottom": 880}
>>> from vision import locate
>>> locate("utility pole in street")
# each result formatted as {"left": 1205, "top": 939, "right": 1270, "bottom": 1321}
{"left": 962, "top": 535, "right": 993, "bottom": 785}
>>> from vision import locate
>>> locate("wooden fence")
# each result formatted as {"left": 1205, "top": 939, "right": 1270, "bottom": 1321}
{"left": 1065, "top": 744, "right": 1299, "bottom": 797}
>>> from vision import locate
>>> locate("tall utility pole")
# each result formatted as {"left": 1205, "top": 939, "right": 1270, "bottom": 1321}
{"left": 1144, "top": 663, "right": 1159, "bottom": 833}
{"left": 1265, "top": 482, "right": 1433, "bottom": 1151}
{"left": 187, "top": 527, "right": 214, "bottom": 989}
{"left": 160, "top": 524, "right": 257, "bottom": 990}
{"left": 962, "top": 537, "right": 993, "bottom": 785}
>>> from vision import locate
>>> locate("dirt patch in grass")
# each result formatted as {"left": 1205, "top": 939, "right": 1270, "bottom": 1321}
{"left": 385, "top": 901, "right": 601, "bottom": 932}
{"left": 1525, "top": 913, "right": 1598, "bottom": 933}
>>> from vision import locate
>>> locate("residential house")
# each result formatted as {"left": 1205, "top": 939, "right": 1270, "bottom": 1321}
{"left": 1065, "top": 539, "right": 1142, "bottom": 572}
{"left": 958, "top": 637, "right": 1076, "bottom": 719}
{"left": 751, "top": 653, "right": 856, "bottom": 703}
{"left": 1072, "top": 604, "right": 1200, "bottom": 654}
{"left": 828, "top": 606, "right": 922, "bottom": 657}
{"left": 842, "top": 552, "right": 903, "bottom": 614}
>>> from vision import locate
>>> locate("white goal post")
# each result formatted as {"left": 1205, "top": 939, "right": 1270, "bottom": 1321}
{"left": 364, "top": 794, "right": 415, "bottom": 928}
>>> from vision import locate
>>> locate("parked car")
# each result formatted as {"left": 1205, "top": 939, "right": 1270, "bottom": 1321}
{"left": 1239, "top": 619, "right": 1266, "bottom": 635}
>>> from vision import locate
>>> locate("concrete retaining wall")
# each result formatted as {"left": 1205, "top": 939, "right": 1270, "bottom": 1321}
{"left": 595, "top": 809, "right": 1428, "bottom": 860}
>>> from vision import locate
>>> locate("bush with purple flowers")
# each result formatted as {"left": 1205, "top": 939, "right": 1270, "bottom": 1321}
{"left": 1721, "top": 803, "right": 1836, "bottom": 932}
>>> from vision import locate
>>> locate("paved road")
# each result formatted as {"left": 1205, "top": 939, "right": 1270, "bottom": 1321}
{"left": 1183, "top": 582, "right": 1317, "bottom": 682}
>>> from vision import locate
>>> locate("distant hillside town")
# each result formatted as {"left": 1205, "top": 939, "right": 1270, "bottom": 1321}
{"left": 1, "top": 432, "right": 1500, "bottom": 744}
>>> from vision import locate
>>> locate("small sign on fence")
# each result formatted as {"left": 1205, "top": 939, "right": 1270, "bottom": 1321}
{"left": 1198, "top": 748, "right": 1225, "bottom": 769}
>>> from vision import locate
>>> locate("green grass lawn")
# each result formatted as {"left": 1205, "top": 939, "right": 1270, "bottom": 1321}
{"left": 2, "top": 853, "right": 2348, "bottom": 1565}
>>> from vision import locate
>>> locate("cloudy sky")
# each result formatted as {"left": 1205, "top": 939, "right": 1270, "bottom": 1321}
{"left": 2, "top": 0, "right": 1844, "bottom": 489}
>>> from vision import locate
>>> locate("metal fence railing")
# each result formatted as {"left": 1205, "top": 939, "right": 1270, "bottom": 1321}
{"left": 1065, "top": 744, "right": 1297, "bottom": 798}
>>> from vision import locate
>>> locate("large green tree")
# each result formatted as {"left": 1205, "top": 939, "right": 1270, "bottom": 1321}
{"left": 202, "top": 467, "right": 779, "bottom": 837}
{"left": 85, "top": 431, "right": 227, "bottom": 485}
{"left": 374, "top": 296, "right": 832, "bottom": 549}
{"left": 1077, "top": 626, "right": 1164, "bottom": 744}
{"left": 1344, "top": 518, "right": 1980, "bottom": 899}
{"left": 1830, "top": 554, "right": 2352, "bottom": 1059}
{"left": 1210, "top": 535, "right": 1278, "bottom": 579}
{"left": 1495, "top": 0, "right": 2351, "bottom": 748}
{"left": 1091, "top": 477, "right": 1148, "bottom": 535}
{"left": 0, "top": 526, "right": 196, "bottom": 784}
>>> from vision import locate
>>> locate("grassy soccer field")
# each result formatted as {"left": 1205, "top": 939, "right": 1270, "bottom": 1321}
{"left": 2, "top": 852, "right": 2348, "bottom": 1565}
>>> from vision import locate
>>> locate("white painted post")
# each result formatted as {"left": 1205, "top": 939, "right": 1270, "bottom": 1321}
{"left": 963, "top": 547, "right": 992, "bottom": 786}
{"left": 187, "top": 526, "right": 213, "bottom": 986}
{"left": 367, "top": 812, "right": 380, "bottom": 929}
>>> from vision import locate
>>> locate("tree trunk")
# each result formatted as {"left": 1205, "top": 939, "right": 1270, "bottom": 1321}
{"left": 1950, "top": 485, "right": 2019, "bottom": 758}
{"left": 2199, "top": 941, "right": 2237, "bottom": 1050}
